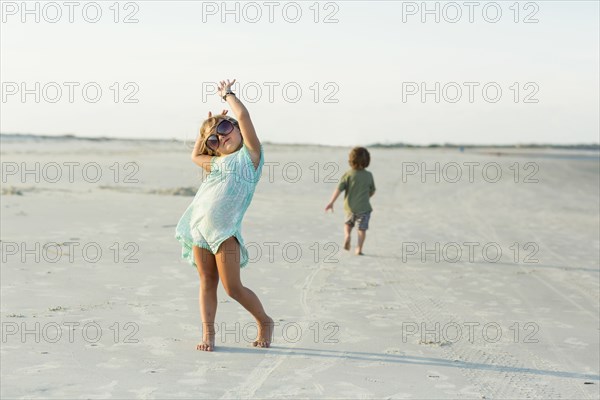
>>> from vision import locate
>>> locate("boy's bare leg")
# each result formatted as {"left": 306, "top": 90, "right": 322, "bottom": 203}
{"left": 193, "top": 245, "right": 219, "bottom": 351}
{"left": 216, "top": 237, "right": 274, "bottom": 348}
{"left": 344, "top": 224, "right": 352, "bottom": 250}
{"left": 356, "top": 229, "right": 366, "bottom": 255}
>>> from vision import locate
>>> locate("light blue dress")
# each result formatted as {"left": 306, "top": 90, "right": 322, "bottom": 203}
{"left": 175, "top": 143, "right": 264, "bottom": 269}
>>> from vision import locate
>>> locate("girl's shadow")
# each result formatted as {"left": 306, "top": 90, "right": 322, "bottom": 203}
{"left": 216, "top": 345, "right": 599, "bottom": 381}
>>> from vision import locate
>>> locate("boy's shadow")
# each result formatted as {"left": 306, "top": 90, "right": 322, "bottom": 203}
{"left": 362, "top": 253, "right": 599, "bottom": 273}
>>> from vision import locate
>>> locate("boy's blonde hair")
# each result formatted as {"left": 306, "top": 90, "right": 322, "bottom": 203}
{"left": 197, "top": 115, "right": 241, "bottom": 157}
{"left": 349, "top": 147, "right": 370, "bottom": 169}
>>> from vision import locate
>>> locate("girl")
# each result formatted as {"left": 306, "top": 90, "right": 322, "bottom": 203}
{"left": 175, "top": 79, "right": 274, "bottom": 351}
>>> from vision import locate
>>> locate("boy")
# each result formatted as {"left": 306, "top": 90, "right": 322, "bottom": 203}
{"left": 325, "top": 147, "right": 376, "bottom": 255}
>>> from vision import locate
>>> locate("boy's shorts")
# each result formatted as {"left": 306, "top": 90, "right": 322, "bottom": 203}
{"left": 344, "top": 211, "right": 371, "bottom": 230}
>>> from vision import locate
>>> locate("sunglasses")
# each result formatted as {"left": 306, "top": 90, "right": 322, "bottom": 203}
{"left": 205, "top": 119, "right": 236, "bottom": 151}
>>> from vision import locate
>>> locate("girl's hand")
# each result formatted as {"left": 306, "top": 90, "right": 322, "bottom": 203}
{"left": 325, "top": 202, "right": 334, "bottom": 213}
{"left": 208, "top": 109, "right": 228, "bottom": 118}
{"left": 217, "top": 79, "right": 236, "bottom": 98}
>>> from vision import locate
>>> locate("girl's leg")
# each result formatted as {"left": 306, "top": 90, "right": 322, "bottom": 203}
{"left": 193, "top": 245, "right": 220, "bottom": 351}
{"left": 356, "top": 229, "right": 366, "bottom": 255}
{"left": 344, "top": 223, "right": 352, "bottom": 250}
{"left": 215, "top": 236, "right": 274, "bottom": 348}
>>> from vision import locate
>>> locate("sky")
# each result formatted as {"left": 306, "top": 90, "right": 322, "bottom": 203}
{"left": 1, "top": 0, "right": 599, "bottom": 146}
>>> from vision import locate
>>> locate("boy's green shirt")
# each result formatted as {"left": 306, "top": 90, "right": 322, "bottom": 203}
{"left": 337, "top": 168, "right": 376, "bottom": 214}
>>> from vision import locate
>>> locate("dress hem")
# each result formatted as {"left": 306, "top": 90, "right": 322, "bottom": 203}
{"left": 174, "top": 232, "right": 250, "bottom": 269}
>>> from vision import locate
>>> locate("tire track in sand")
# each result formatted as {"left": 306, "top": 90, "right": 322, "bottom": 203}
{"left": 220, "top": 263, "right": 327, "bottom": 399}
{"left": 376, "top": 256, "right": 576, "bottom": 399}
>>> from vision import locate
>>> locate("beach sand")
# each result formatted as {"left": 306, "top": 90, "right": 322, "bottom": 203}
{"left": 1, "top": 137, "right": 599, "bottom": 399}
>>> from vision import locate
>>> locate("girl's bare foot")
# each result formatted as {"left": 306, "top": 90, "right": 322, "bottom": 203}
{"left": 355, "top": 249, "right": 364, "bottom": 255}
{"left": 196, "top": 330, "right": 215, "bottom": 351}
{"left": 344, "top": 237, "right": 351, "bottom": 251}
{"left": 252, "top": 316, "right": 274, "bottom": 348}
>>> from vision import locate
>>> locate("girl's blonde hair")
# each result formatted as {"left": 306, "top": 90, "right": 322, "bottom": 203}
{"left": 197, "top": 115, "right": 241, "bottom": 157}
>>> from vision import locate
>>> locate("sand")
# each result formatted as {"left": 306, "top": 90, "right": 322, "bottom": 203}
{"left": 1, "top": 137, "right": 599, "bottom": 399}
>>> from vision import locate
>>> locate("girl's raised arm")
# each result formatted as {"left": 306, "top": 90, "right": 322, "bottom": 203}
{"left": 191, "top": 133, "right": 213, "bottom": 173}
{"left": 218, "top": 79, "right": 261, "bottom": 168}
{"left": 190, "top": 110, "right": 228, "bottom": 172}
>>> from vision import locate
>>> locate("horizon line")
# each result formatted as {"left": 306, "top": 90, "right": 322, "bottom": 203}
{"left": 1, "top": 132, "right": 599, "bottom": 150}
